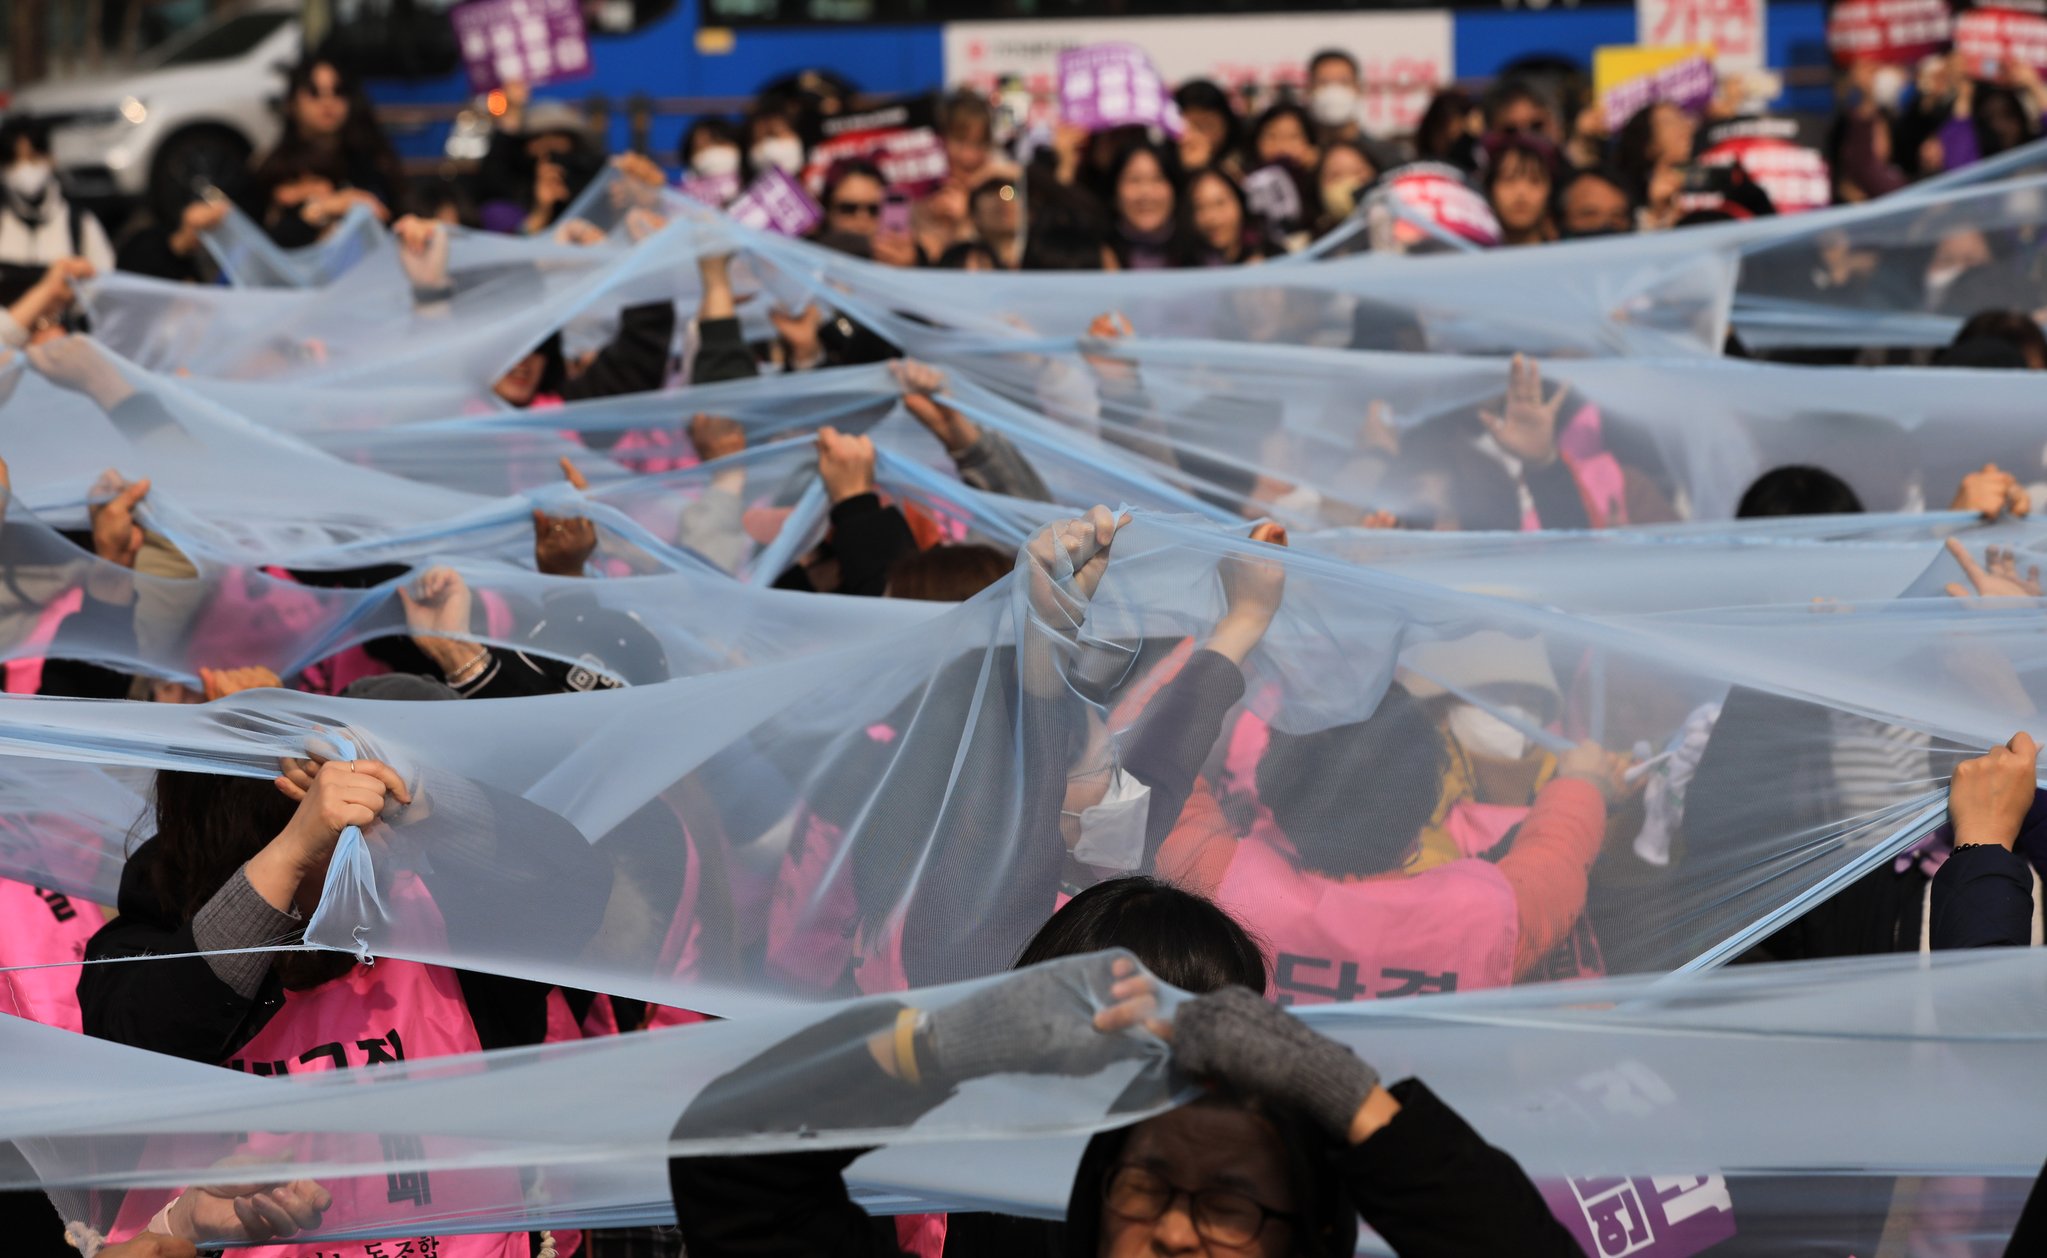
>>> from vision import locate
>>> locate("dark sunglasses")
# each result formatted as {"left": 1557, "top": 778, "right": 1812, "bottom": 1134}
{"left": 832, "top": 201, "right": 882, "bottom": 217}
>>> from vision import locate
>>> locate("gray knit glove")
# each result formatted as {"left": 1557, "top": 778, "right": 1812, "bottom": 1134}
{"left": 923, "top": 955, "right": 1151, "bottom": 1088}
{"left": 1171, "top": 986, "right": 1380, "bottom": 1140}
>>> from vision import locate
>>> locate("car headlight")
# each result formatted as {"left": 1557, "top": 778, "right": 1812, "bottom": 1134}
{"left": 119, "top": 96, "right": 148, "bottom": 125}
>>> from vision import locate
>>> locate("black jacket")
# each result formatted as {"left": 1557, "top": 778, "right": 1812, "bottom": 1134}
{"left": 668, "top": 1002, "right": 1581, "bottom": 1258}
{"left": 78, "top": 786, "right": 612, "bottom": 1064}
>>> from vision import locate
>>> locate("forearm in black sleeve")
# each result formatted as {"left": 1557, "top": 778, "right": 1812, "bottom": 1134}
{"left": 1931, "top": 844, "right": 2035, "bottom": 949}
{"left": 692, "top": 314, "right": 759, "bottom": 385}
{"left": 451, "top": 647, "right": 560, "bottom": 699}
{"left": 563, "top": 301, "right": 677, "bottom": 402}
{"left": 1522, "top": 458, "right": 1592, "bottom": 531}
{"left": 1342, "top": 1079, "right": 1584, "bottom": 1257}
{"left": 671, "top": 1003, "right": 937, "bottom": 1258}
{"left": 825, "top": 494, "right": 917, "bottom": 598}
{"left": 1123, "top": 648, "right": 1246, "bottom": 860}
{"left": 79, "top": 907, "right": 285, "bottom": 1063}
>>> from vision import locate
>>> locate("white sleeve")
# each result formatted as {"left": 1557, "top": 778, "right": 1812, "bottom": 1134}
{"left": 81, "top": 212, "right": 116, "bottom": 274}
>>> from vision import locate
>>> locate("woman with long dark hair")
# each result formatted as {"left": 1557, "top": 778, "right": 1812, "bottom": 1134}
{"left": 242, "top": 57, "right": 405, "bottom": 232}
{"left": 79, "top": 755, "right": 610, "bottom": 1257}
{"left": 1106, "top": 141, "right": 1201, "bottom": 269}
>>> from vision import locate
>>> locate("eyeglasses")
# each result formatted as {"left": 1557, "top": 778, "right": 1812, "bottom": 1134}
{"left": 1102, "top": 1165, "right": 1297, "bottom": 1249}
{"left": 831, "top": 200, "right": 882, "bottom": 217}
{"left": 298, "top": 85, "right": 345, "bottom": 101}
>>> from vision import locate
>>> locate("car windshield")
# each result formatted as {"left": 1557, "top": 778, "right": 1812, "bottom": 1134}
{"left": 148, "top": 11, "right": 293, "bottom": 69}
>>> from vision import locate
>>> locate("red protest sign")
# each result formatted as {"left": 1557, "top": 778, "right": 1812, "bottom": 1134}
{"left": 1954, "top": 6, "right": 2047, "bottom": 73}
{"left": 1826, "top": 0, "right": 1954, "bottom": 65}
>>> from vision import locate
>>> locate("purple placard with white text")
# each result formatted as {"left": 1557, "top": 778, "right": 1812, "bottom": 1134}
{"left": 1057, "top": 43, "right": 1185, "bottom": 136}
{"left": 451, "top": 0, "right": 591, "bottom": 94}
{"left": 679, "top": 171, "right": 743, "bottom": 208}
{"left": 1601, "top": 54, "right": 1716, "bottom": 131}
{"left": 1540, "top": 1174, "right": 1738, "bottom": 1258}
{"left": 729, "top": 169, "right": 823, "bottom": 238}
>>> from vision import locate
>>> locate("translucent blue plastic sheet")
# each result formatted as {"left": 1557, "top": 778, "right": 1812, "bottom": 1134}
{"left": 0, "top": 950, "right": 2040, "bottom": 1249}
{"left": 0, "top": 510, "right": 2025, "bottom": 1014}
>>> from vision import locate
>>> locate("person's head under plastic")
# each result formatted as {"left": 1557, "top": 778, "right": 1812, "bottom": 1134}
{"left": 681, "top": 117, "right": 744, "bottom": 180}
{"left": 1946, "top": 310, "right": 2047, "bottom": 371}
{"left": 1187, "top": 166, "right": 1257, "bottom": 264}
{"left": 1306, "top": 49, "right": 1362, "bottom": 140}
{"left": 822, "top": 159, "right": 888, "bottom": 241}
{"left": 1736, "top": 466, "right": 1865, "bottom": 518}
{"left": 1251, "top": 104, "right": 1318, "bottom": 172}
{"left": 1554, "top": 167, "right": 1634, "bottom": 239}
{"left": 1174, "top": 79, "right": 1242, "bottom": 172}
{"left": 1313, "top": 140, "right": 1376, "bottom": 229}
{"left": 1484, "top": 133, "right": 1559, "bottom": 246}
{"left": 1014, "top": 875, "right": 1267, "bottom": 993}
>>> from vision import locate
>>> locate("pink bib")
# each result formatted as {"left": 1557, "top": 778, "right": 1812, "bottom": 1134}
{"left": 0, "top": 876, "right": 105, "bottom": 1033}
{"left": 1216, "top": 816, "right": 1519, "bottom": 1005}
{"left": 3, "top": 588, "right": 83, "bottom": 695}
{"left": 110, "top": 877, "right": 529, "bottom": 1258}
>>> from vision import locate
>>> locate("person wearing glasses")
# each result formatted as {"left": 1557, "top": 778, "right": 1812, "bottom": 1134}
{"left": 819, "top": 160, "right": 920, "bottom": 267}
{"left": 670, "top": 946, "right": 1579, "bottom": 1257}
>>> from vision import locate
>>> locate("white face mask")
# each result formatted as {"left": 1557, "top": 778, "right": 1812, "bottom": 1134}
{"left": 750, "top": 136, "right": 805, "bottom": 175}
{"left": 1065, "top": 768, "right": 1153, "bottom": 872}
{"left": 1447, "top": 703, "right": 1540, "bottom": 762}
{"left": 1872, "top": 65, "right": 1909, "bottom": 113}
{"left": 1310, "top": 83, "right": 1359, "bottom": 128}
{"left": 5, "top": 162, "right": 53, "bottom": 201}
{"left": 692, "top": 145, "right": 741, "bottom": 178}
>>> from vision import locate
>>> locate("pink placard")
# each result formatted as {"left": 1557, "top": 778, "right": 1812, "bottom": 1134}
{"left": 1057, "top": 43, "right": 1185, "bottom": 136}
{"left": 450, "top": 0, "right": 591, "bottom": 94}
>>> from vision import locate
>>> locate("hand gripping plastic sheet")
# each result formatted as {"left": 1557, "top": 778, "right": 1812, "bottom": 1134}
{"left": 0, "top": 511, "right": 2032, "bottom": 1012}
{"left": 0, "top": 950, "right": 2042, "bottom": 1251}
{"left": 201, "top": 202, "right": 398, "bottom": 290}
{"left": 929, "top": 335, "right": 2047, "bottom": 526}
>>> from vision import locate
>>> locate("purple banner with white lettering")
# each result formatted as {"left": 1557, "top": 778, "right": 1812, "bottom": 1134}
{"left": 451, "top": 0, "right": 592, "bottom": 94}
{"left": 729, "top": 169, "right": 823, "bottom": 238}
{"left": 1057, "top": 43, "right": 1185, "bottom": 137}
{"left": 680, "top": 171, "right": 743, "bottom": 208}
{"left": 1541, "top": 1174, "right": 1738, "bottom": 1258}
{"left": 1601, "top": 54, "right": 1716, "bottom": 131}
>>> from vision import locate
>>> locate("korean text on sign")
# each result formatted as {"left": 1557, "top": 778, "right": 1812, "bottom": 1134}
{"left": 450, "top": 0, "right": 592, "bottom": 94}
{"left": 1057, "top": 43, "right": 1186, "bottom": 137}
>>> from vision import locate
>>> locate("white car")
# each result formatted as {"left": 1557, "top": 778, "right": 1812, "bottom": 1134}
{"left": 5, "top": 2, "right": 300, "bottom": 215}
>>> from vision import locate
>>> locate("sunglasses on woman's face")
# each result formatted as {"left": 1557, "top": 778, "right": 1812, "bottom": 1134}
{"left": 832, "top": 200, "right": 882, "bottom": 217}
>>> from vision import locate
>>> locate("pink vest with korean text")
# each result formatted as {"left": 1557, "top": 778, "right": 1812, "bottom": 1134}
{"left": 111, "top": 875, "right": 529, "bottom": 1258}
{"left": 1215, "top": 816, "right": 1519, "bottom": 1005}
{"left": 0, "top": 876, "right": 106, "bottom": 1032}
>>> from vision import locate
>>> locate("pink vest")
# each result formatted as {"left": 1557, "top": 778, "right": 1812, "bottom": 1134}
{"left": 765, "top": 811, "right": 859, "bottom": 992}
{"left": 3, "top": 588, "right": 83, "bottom": 695}
{"left": 1215, "top": 816, "right": 1519, "bottom": 1005}
{"left": 110, "top": 877, "right": 528, "bottom": 1258}
{"left": 0, "top": 876, "right": 106, "bottom": 1033}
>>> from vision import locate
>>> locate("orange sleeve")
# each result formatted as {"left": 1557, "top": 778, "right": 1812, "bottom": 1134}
{"left": 1497, "top": 777, "right": 1606, "bottom": 978}
{"left": 1156, "top": 777, "right": 1240, "bottom": 899}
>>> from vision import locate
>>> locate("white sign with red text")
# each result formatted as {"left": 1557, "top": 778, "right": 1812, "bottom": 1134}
{"left": 944, "top": 12, "right": 1451, "bottom": 137}
{"left": 1636, "top": 0, "right": 1767, "bottom": 72}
